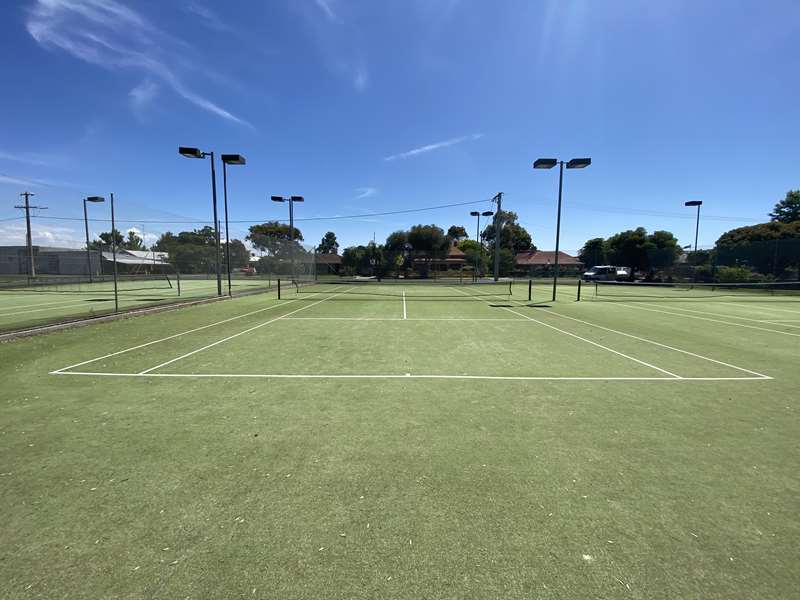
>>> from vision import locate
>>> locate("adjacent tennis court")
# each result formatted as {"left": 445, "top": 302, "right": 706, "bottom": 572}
{"left": 2, "top": 280, "right": 799, "bottom": 598}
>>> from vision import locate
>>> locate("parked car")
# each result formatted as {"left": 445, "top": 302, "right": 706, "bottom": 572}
{"left": 582, "top": 265, "right": 630, "bottom": 281}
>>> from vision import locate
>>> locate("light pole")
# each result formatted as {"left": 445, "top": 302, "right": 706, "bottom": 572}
{"left": 220, "top": 154, "right": 246, "bottom": 296}
{"left": 490, "top": 193, "right": 503, "bottom": 281}
{"left": 86, "top": 195, "right": 118, "bottom": 311}
{"left": 469, "top": 210, "right": 494, "bottom": 280}
{"left": 684, "top": 200, "right": 702, "bottom": 254}
{"left": 83, "top": 196, "right": 104, "bottom": 282}
{"left": 271, "top": 195, "right": 304, "bottom": 280}
{"left": 179, "top": 146, "right": 222, "bottom": 296}
{"left": 533, "top": 157, "right": 591, "bottom": 301}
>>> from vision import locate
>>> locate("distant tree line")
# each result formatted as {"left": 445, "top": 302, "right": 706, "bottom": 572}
{"left": 578, "top": 190, "right": 800, "bottom": 281}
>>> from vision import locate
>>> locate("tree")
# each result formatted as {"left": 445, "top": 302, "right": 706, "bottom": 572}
{"left": 316, "top": 231, "right": 339, "bottom": 254}
{"left": 459, "top": 239, "right": 489, "bottom": 275}
{"left": 247, "top": 221, "right": 303, "bottom": 255}
{"left": 578, "top": 238, "right": 606, "bottom": 268}
{"left": 124, "top": 230, "right": 145, "bottom": 251}
{"left": 482, "top": 211, "right": 535, "bottom": 255}
{"left": 603, "top": 228, "right": 680, "bottom": 275}
{"left": 447, "top": 225, "right": 468, "bottom": 241}
{"left": 228, "top": 239, "right": 250, "bottom": 269}
{"left": 153, "top": 227, "right": 249, "bottom": 274}
{"left": 770, "top": 190, "right": 800, "bottom": 224}
{"left": 407, "top": 224, "right": 448, "bottom": 256}
{"left": 341, "top": 244, "right": 383, "bottom": 276}
{"left": 715, "top": 221, "right": 800, "bottom": 277}
{"left": 89, "top": 229, "right": 124, "bottom": 250}
{"left": 644, "top": 230, "right": 681, "bottom": 271}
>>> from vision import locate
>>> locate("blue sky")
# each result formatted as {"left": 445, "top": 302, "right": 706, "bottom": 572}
{"left": 1, "top": 0, "right": 798, "bottom": 254}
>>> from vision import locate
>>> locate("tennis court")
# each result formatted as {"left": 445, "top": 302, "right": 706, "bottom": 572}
{"left": 48, "top": 280, "right": 788, "bottom": 382}
{"left": 0, "top": 274, "right": 275, "bottom": 332}
{"left": 3, "top": 280, "right": 799, "bottom": 599}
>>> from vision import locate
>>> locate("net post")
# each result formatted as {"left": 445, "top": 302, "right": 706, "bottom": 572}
{"left": 176, "top": 269, "right": 181, "bottom": 297}
{"left": 528, "top": 279, "right": 532, "bottom": 302}
{"left": 577, "top": 278, "right": 582, "bottom": 301}
{"left": 278, "top": 278, "right": 281, "bottom": 300}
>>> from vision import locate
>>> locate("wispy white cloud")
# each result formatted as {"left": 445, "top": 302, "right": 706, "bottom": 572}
{"left": 0, "top": 151, "right": 65, "bottom": 168}
{"left": 383, "top": 133, "right": 484, "bottom": 161}
{"left": 299, "top": 0, "right": 367, "bottom": 92}
{"left": 0, "top": 172, "right": 84, "bottom": 189}
{"left": 353, "top": 62, "right": 368, "bottom": 92}
{"left": 314, "top": 0, "right": 340, "bottom": 23}
{"left": 355, "top": 187, "right": 377, "bottom": 199}
{"left": 26, "top": 0, "right": 250, "bottom": 126}
{"left": 184, "top": 2, "right": 232, "bottom": 32}
{"left": 129, "top": 80, "right": 159, "bottom": 120}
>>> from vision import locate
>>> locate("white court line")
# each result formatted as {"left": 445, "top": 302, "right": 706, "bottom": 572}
{"left": 282, "top": 317, "right": 525, "bottom": 321}
{"left": 137, "top": 288, "right": 352, "bottom": 375}
{"left": 718, "top": 302, "right": 800, "bottom": 316}
{"left": 0, "top": 300, "right": 105, "bottom": 319}
{"left": 532, "top": 306, "right": 771, "bottom": 378}
{"left": 50, "top": 371, "right": 769, "bottom": 382}
{"left": 0, "top": 297, "right": 99, "bottom": 312}
{"left": 757, "top": 319, "right": 800, "bottom": 323}
{"left": 402, "top": 291, "right": 407, "bottom": 320}
{"left": 460, "top": 286, "right": 772, "bottom": 379}
{"left": 449, "top": 287, "right": 680, "bottom": 378}
{"left": 51, "top": 292, "right": 293, "bottom": 374}
{"left": 636, "top": 302, "right": 800, "bottom": 330}
{"left": 617, "top": 303, "right": 800, "bottom": 338}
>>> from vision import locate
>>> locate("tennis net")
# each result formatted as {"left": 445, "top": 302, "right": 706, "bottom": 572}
{"left": 290, "top": 278, "right": 514, "bottom": 299}
{"left": 0, "top": 274, "right": 177, "bottom": 296}
{"left": 590, "top": 280, "right": 800, "bottom": 300}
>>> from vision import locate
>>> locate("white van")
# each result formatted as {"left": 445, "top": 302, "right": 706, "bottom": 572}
{"left": 582, "top": 265, "right": 630, "bottom": 281}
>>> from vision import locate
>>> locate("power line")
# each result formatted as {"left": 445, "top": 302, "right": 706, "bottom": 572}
{"left": 28, "top": 198, "right": 494, "bottom": 225}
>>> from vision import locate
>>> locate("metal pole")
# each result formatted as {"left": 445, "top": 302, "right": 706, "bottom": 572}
{"left": 83, "top": 199, "right": 93, "bottom": 283}
{"left": 475, "top": 213, "right": 481, "bottom": 280}
{"left": 552, "top": 161, "right": 564, "bottom": 302}
{"left": 693, "top": 203, "right": 701, "bottom": 254}
{"left": 222, "top": 161, "right": 232, "bottom": 296}
{"left": 209, "top": 151, "right": 222, "bottom": 296}
{"left": 493, "top": 192, "right": 503, "bottom": 281}
{"left": 110, "top": 193, "right": 119, "bottom": 312}
{"left": 14, "top": 192, "right": 38, "bottom": 279}
{"left": 289, "top": 199, "right": 295, "bottom": 281}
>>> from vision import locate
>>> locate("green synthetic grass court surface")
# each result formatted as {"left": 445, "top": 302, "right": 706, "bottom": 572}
{"left": 0, "top": 276, "right": 273, "bottom": 333}
{"left": 1, "top": 282, "right": 799, "bottom": 598}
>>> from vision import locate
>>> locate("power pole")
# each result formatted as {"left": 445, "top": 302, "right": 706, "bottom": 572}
{"left": 14, "top": 191, "right": 47, "bottom": 278}
{"left": 492, "top": 192, "right": 503, "bottom": 281}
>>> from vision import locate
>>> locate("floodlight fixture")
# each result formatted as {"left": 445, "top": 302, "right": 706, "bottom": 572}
{"left": 566, "top": 157, "right": 591, "bottom": 169}
{"left": 221, "top": 154, "right": 246, "bottom": 165}
{"left": 685, "top": 200, "right": 702, "bottom": 207}
{"left": 533, "top": 158, "right": 558, "bottom": 169}
{"left": 178, "top": 146, "right": 205, "bottom": 159}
